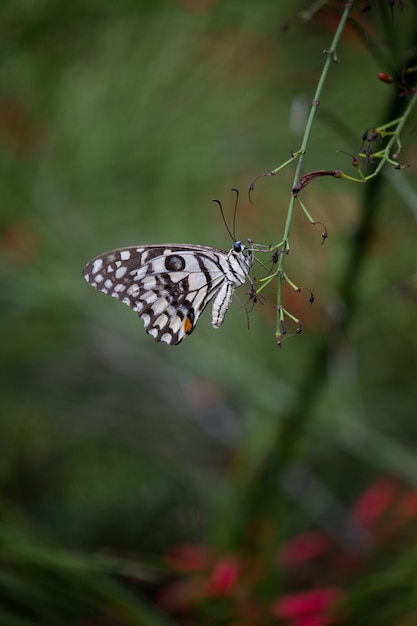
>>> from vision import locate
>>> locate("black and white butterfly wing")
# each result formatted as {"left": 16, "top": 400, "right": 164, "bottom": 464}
{"left": 82, "top": 243, "right": 252, "bottom": 345}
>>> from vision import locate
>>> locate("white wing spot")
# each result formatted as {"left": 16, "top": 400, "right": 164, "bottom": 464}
{"left": 120, "top": 250, "right": 131, "bottom": 260}
{"left": 152, "top": 299, "right": 168, "bottom": 315}
{"left": 143, "top": 291, "right": 158, "bottom": 304}
{"left": 170, "top": 317, "right": 182, "bottom": 333}
{"left": 143, "top": 276, "right": 157, "bottom": 289}
{"left": 148, "top": 328, "right": 158, "bottom": 338}
{"left": 134, "top": 301, "right": 143, "bottom": 313}
{"left": 141, "top": 313, "right": 150, "bottom": 328}
{"left": 132, "top": 267, "right": 147, "bottom": 281}
{"left": 155, "top": 313, "right": 168, "bottom": 329}
{"left": 92, "top": 258, "right": 103, "bottom": 274}
{"left": 107, "top": 265, "right": 115, "bottom": 273}
{"left": 161, "top": 333, "right": 173, "bottom": 344}
{"left": 104, "top": 279, "right": 113, "bottom": 290}
{"left": 127, "top": 284, "right": 140, "bottom": 297}
{"left": 122, "top": 297, "right": 131, "bottom": 306}
{"left": 95, "top": 273, "right": 104, "bottom": 283}
{"left": 115, "top": 266, "right": 127, "bottom": 279}
{"left": 113, "top": 283, "right": 125, "bottom": 293}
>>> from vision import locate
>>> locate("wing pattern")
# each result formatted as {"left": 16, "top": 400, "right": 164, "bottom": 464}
{"left": 83, "top": 242, "right": 252, "bottom": 345}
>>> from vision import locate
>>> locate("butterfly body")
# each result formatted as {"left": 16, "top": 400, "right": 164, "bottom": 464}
{"left": 82, "top": 241, "right": 252, "bottom": 345}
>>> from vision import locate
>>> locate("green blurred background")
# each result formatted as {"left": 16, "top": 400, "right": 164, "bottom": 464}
{"left": 2, "top": 0, "right": 417, "bottom": 624}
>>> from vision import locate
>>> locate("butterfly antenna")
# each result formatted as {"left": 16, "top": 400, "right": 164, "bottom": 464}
{"left": 230, "top": 187, "right": 239, "bottom": 241}
{"left": 212, "top": 198, "right": 235, "bottom": 242}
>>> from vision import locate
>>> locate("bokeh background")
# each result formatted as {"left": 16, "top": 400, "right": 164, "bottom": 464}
{"left": 2, "top": 1, "right": 417, "bottom": 624}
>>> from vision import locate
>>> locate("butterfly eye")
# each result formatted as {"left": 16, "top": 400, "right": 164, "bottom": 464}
{"left": 233, "top": 241, "right": 245, "bottom": 254}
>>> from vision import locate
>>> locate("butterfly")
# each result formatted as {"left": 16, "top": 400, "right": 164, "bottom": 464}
{"left": 82, "top": 241, "right": 253, "bottom": 345}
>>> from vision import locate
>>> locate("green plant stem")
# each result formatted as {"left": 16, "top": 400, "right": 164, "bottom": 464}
{"left": 276, "top": 1, "right": 353, "bottom": 338}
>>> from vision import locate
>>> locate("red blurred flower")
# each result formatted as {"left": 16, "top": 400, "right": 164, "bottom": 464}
{"left": 272, "top": 587, "right": 342, "bottom": 623}
{"left": 165, "top": 544, "right": 214, "bottom": 573}
{"left": 378, "top": 72, "right": 394, "bottom": 83}
{"left": 280, "top": 531, "right": 332, "bottom": 566}
{"left": 205, "top": 556, "right": 239, "bottom": 596}
{"left": 351, "top": 478, "right": 399, "bottom": 528}
{"left": 161, "top": 547, "right": 240, "bottom": 611}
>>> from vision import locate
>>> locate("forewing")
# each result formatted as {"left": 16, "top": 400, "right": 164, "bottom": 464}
{"left": 82, "top": 245, "right": 227, "bottom": 344}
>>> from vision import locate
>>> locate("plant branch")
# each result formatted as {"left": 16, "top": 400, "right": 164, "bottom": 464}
{"left": 274, "top": 1, "right": 354, "bottom": 344}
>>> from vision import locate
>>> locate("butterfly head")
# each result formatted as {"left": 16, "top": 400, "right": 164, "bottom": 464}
{"left": 231, "top": 240, "right": 253, "bottom": 269}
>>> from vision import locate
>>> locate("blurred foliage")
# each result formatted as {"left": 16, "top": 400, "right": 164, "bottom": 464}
{"left": 1, "top": 0, "right": 417, "bottom": 624}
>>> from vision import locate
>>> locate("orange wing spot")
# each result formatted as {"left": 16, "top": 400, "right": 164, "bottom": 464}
{"left": 184, "top": 316, "right": 194, "bottom": 335}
